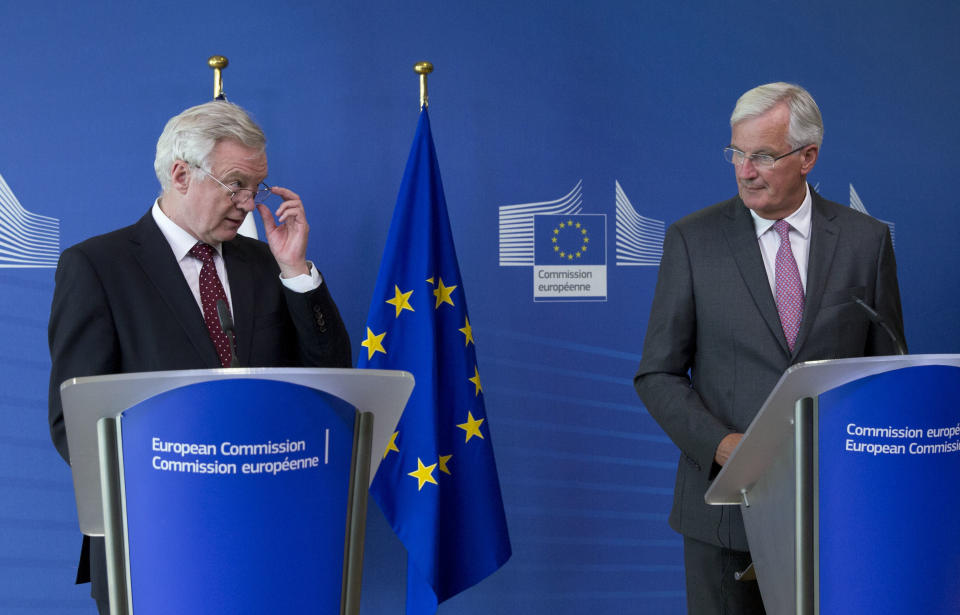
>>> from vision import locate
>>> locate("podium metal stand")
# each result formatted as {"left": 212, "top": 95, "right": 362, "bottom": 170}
{"left": 61, "top": 368, "right": 414, "bottom": 615}
{"left": 705, "top": 354, "right": 960, "bottom": 614}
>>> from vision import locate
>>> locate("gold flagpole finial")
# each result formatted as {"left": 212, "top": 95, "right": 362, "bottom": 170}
{"left": 208, "top": 55, "right": 229, "bottom": 100}
{"left": 414, "top": 62, "right": 434, "bottom": 109}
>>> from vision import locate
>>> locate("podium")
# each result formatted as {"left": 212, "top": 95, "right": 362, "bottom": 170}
{"left": 60, "top": 367, "right": 414, "bottom": 615}
{"left": 705, "top": 355, "right": 960, "bottom": 614}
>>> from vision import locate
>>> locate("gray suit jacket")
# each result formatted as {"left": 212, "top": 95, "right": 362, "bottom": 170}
{"left": 634, "top": 190, "right": 905, "bottom": 550}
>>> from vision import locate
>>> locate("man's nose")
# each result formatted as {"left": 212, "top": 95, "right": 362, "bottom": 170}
{"left": 235, "top": 196, "right": 255, "bottom": 213}
{"left": 736, "top": 157, "right": 759, "bottom": 179}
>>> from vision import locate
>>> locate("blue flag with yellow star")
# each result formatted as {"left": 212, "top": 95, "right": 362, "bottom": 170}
{"left": 358, "top": 109, "right": 511, "bottom": 613}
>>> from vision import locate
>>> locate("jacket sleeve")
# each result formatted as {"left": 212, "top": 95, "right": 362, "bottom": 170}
{"left": 283, "top": 275, "right": 352, "bottom": 368}
{"left": 48, "top": 247, "right": 121, "bottom": 463}
{"left": 867, "top": 226, "right": 907, "bottom": 356}
{"left": 633, "top": 223, "right": 733, "bottom": 473}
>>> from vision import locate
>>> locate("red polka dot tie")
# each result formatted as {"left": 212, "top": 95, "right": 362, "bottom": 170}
{"left": 773, "top": 219, "right": 804, "bottom": 351}
{"left": 189, "top": 242, "right": 234, "bottom": 367}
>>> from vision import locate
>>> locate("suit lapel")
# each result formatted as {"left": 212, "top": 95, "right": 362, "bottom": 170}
{"left": 720, "top": 197, "right": 791, "bottom": 355}
{"left": 791, "top": 192, "right": 839, "bottom": 357}
{"left": 129, "top": 211, "right": 221, "bottom": 366}
{"left": 223, "top": 240, "right": 254, "bottom": 366}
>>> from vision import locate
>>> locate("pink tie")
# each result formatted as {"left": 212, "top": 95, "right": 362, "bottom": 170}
{"left": 189, "top": 242, "right": 234, "bottom": 367}
{"left": 773, "top": 219, "right": 804, "bottom": 351}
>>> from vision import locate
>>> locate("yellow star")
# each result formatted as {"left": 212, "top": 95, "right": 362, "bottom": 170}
{"left": 559, "top": 251, "right": 566, "bottom": 258}
{"left": 457, "top": 411, "right": 485, "bottom": 442}
{"left": 408, "top": 457, "right": 438, "bottom": 490}
{"left": 559, "top": 222, "right": 565, "bottom": 228}
{"left": 584, "top": 236, "right": 590, "bottom": 242}
{"left": 553, "top": 245, "right": 559, "bottom": 252}
{"left": 575, "top": 222, "right": 581, "bottom": 228}
{"left": 426, "top": 277, "right": 435, "bottom": 285}
{"left": 383, "top": 431, "right": 399, "bottom": 458}
{"left": 433, "top": 277, "right": 457, "bottom": 309}
{"left": 553, "top": 228, "right": 559, "bottom": 235}
{"left": 581, "top": 228, "right": 587, "bottom": 235}
{"left": 567, "top": 254, "right": 574, "bottom": 260}
{"left": 468, "top": 365, "right": 483, "bottom": 396}
{"left": 459, "top": 317, "right": 474, "bottom": 347}
{"left": 551, "top": 236, "right": 557, "bottom": 243}
{"left": 361, "top": 327, "right": 386, "bottom": 360}
{"left": 576, "top": 252, "right": 582, "bottom": 258}
{"left": 385, "top": 285, "right": 414, "bottom": 318}
{"left": 438, "top": 454, "right": 452, "bottom": 475}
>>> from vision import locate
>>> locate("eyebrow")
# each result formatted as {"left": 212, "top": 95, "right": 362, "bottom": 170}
{"left": 221, "top": 171, "right": 262, "bottom": 186}
{"left": 730, "top": 145, "right": 779, "bottom": 158}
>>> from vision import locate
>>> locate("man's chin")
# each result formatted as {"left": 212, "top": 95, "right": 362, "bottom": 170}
{"left": 216, "top": 221, "right": 244, "bottom": 241}
{"left": 740, "top": 192, "right": 767, "bottom": 211}
{"left": 206, "top": 229, "right": 239, "bottom": 244}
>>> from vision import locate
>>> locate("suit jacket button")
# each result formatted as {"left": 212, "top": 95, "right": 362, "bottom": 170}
{"left": 313, "top": 306, "right": 327, "bottom": 332}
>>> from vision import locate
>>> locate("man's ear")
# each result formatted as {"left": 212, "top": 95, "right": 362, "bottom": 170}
{"left": 170, "top": 160, "right": 192, "bottom": 195}
{"left": 799, "top": 145, "right": 819, "bottom": 176}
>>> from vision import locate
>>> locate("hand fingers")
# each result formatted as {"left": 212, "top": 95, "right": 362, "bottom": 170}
{"left": 269, "top": 185, "right": 300, "bottom": 201}
{"left": 275, "top": 201, "right": 307, "bottom": 226}
{"left": 267, "top": 186, "right": 308, "bottom": 225}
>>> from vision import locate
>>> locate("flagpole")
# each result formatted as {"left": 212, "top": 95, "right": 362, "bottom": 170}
{"left": 414, "top": 61, "right": 433, "bottom": 109}
{"left": 205, "top": 55, "right": 258, "bottom": 238}
{"left": 208, "top": 55, "right": 228, "bottom": 100}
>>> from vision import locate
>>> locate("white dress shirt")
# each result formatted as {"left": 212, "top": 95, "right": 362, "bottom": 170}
{"left": 151, "top": 200, "right": 320, "bottom": 314}
{"left": 750, "top": 183, "right": 812, "bottom": 295}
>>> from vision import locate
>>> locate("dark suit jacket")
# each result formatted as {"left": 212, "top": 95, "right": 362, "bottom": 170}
{"left": 48, "top": 209, "right": 352, "bottom": 597}
{"left": 634, "top": 191, "right": 905, "bottom": 551}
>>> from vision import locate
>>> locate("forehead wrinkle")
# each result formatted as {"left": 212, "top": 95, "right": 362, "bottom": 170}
{"left": 731, "top": 106, "right": 790, "bottom": 154}
{"left": 730, "top": 129, "right": 789, "bottom": 155}
{"left": 213, "top": 155, "right": 267, "bottom": 185}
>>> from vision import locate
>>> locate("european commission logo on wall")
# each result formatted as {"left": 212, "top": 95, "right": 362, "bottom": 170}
{"left": 613, "top": 180, "right": 665, "bottom": 266}
{"left": 0, "top": 171, "right": 60, "bottom": 268}
{"left": 533, "top": 213, "right": 606, "bottom": 301}
{"left": 499, "top": 180, "right": 664, "bottom": 302}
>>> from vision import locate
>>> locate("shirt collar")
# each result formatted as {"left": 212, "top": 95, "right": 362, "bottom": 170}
{"left": 152, "top": 199, "right": 224, "bottom": 261}
{"left": 750, "top": 183, "right": 812, "bottom": 239}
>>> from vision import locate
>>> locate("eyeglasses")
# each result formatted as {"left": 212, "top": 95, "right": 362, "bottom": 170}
{"left": 193, "top": 165, "right": 273, "bottom": 205}
{"left": 723, "top": 145, "right": 810, "bottom": 169}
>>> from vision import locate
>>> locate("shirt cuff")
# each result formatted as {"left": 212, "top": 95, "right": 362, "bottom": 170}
{"left": 279, "top": 261, "right": 322, "bottom": 293}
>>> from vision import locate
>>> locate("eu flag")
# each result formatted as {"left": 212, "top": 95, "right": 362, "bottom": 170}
{"left": 359, "top": 109, "right": 511, "bottom": 613}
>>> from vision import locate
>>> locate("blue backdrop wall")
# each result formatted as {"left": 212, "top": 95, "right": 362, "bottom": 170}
{"left": 1, "top": 1, "right": 957, "bottom": 613}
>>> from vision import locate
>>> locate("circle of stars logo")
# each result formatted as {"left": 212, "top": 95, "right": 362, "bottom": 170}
{"left": 551, "top": 219, "right": 590, "bottom": 261}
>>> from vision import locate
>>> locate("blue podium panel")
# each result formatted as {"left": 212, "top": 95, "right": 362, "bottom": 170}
{"left": 818, "top": 365, "right": 960, "bottom": 614}
{"left": 119, "top": 379, "right": 356, "bottom": 615}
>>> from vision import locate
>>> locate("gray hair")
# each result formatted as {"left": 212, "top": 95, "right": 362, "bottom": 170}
{"left": 154, "top": 101, "right": 266, "bottom": 192}
{"left": 730, "top": 82, "right": 823, "bottom": 148}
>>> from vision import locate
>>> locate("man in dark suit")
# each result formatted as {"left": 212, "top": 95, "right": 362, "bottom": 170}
{"left": 634, "top": 83, "right": 905, "bottom": 614}
{"left": 48, "top": 101, "right": 351, "bottom": 614}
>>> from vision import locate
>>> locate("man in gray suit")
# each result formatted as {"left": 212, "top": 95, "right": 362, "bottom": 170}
{"left": 634, "top": 82, "right": 905, "bottom": 614}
